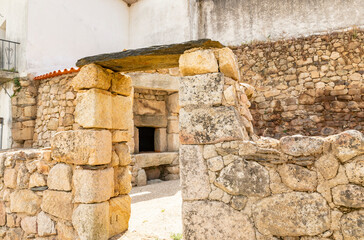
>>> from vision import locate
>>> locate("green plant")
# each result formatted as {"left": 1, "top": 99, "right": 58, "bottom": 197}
{"left": 170, "top": 233, "right": 183, "bottom": 240}
{"left": 11, "top": 77, "right": 21, "bottom": 97}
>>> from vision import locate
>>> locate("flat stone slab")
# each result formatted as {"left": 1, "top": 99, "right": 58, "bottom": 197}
{"left": 135, "top": 152, "right": 178, "bottom": 168}
{"left": 76, "top": 39, "right": 223, "bottom": 72}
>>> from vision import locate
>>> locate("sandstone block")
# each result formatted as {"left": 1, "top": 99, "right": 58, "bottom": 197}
{"left": 72, "top": 202, "right": 109, "bottom": 240}
{"left": 345, "top": 158, "right": 364, "bottom": 186}
{"left": 207, "top": 156, "right": 224, "bottom": 172}
{"left": 133, "top": 114, "right": 167, "bottom": 128}
{"left": 331, "top": 130, "right": 364, "bottom": 163}
{"left": 114, "top": 167, "right": 132, "bottom": 196}
{"left": 183, "top": 201, "right": 255, "bottom": 240}
{"left": 20, "top": 216, "right": 37, "bottom": 234}
{"left": 224, "top": 85, "right": 237, "bottom": 105}
{"left": 47, "top": 163, "right": 72, "bottom": 191}
{"left": 73, "top": 168, "right": 114, "bottom": 203}
{"left": 278, "top": 164, "right": 317, "bottom": 192}
{"left": 215, "top": 47, "right": 240, "bottom": 81}
{"left": 29, "top": 172, "right": 46, "bottom": 188}
{"left": 167, "top": 133, "right": 180, "bottom": 152}
{"left": 12, "top": 128, "right": 34, "bottom": 141}
{"left": 136, "top": 169, "right": 147, "bottom": 186}
{"left": 10, "top": 190, "right": 41, "bottom": 215}
{"left": 112, "top": 94, "right": 133, "bottom": 130}
{"left": 179, "top": 145, "right": 210, "bottom": 200}
{"left": 51, "top": 130, "right": 112, "bottom": 165}
{"left": 109, "top": 195, "right": 131, "bottom": 237}
{"left": 215, "top": 159, "right": 270, "bottom": 197}
{"left": 37, "top": 211, "right": 56, "bottom": 236}
{"left": 154, "top": 128, "right": 167, "bottom": 152}
{"left": 332, "top": 184, "right": 364, "bottom": 208}
{"left": 75, "top": 89, "right": 112, "bottom": 129}
{"left": 179, "top": 49, "right": 219, "bottom": 76}
{"left": 167, "top": 93, "right": 179, "bottom": 114}
{"left": 315, "top": 154, "right": 339, "bottom": 180}
{"left": 4, "top": 168, "right": 17, "bottom": 189}
{"left": 112, "top": 130, "right": 130, "bottom": 143}
{"left": 180, "top": 106, "right": 246, "bottom": 144}
{"left": 110, "top": 73, "right": 132, "bottom": 96}
{"left": 114, "top": 143, "right": 131, "bottom": 166}
{"left": 56, "top": 222, "right": 77, "bottom": 240}
{"left": 72, "top": 63, "right": 111, "bottom": 91}
{"left": 135, "top": 152, "right": 178, "bottom": 168}
{"left": 340, "top": 210, "right": 364, "bottom": 240}
{"left": 0, "top": 203, "right": 5, "bottom": 226}
{"left": 280, "top": 135, "right": 324, "bottom": 156}
{"left": 179, "top": 73, "right": 223, "bottom": 107}
{"left": 41, "top": 190, "right": 73, "bottom": 220}
{"left": 167, "top": 118, "right": 179, "bottom": 134}
{"left": 133, "top": 99, "right": 166, "bottom": 115}
{"left": 253, "top": 192, "right": 330, "bottom": 236}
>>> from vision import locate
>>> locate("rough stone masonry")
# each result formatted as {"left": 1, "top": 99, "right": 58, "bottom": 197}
{"left": 178, "top": 47, "right": 364, "bottom": 240}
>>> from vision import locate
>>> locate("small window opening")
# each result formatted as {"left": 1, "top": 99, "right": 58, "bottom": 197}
{"left": 138, "top": 127, "right": 155, "bottom": 152}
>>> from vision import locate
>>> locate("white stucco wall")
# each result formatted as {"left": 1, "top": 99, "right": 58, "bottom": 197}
{"left": 26, "top": 0, "right": 129, "bottom": 75}
{"left": 193, "top": 0, "right": 364, "bottom": 46}
{"left": 129, "top": 0, "right": 191, "bottom": 49}
{"left": 0, "top": 82, "right": 13, "bottom": 149}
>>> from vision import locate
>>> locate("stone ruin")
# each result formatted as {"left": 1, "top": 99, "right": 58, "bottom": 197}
{"left": 0, "top": 37, "right": 363, "bottom": 239}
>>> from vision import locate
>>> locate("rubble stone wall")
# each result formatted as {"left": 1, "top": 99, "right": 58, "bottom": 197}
{"left": 232, "top": 29, "right": 364, "bottom": 138}
{"left": 33, "top": 74, "right": 77, "bottom": 148}
{"left": 179, "top": 47, "right": 364, "bottom": 240}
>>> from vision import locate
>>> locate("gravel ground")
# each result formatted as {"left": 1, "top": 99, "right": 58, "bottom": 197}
{"left": 118, "top": 180, "right": 183, "bottom": 240}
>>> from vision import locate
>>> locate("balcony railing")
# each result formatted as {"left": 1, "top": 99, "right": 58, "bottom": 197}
{"left": 0, "top": 39, "right": 20, "bottom": 72}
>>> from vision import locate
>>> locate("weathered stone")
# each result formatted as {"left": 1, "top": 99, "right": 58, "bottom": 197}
{"left": 223, "top": 85, "right": 237, "bottom": 105}
{"left": 280, "top": 135, "right": 324, "bottom": 156}
{"left": 114, "top": 143, "right": 131, "bottom": 166}
{"left": 167, "top": 133, "right": 180, "bottom": 152}
{"left": 183, "top": 201, "right": 255, "bottom": 240}
{"left": 52, "top": 130, "right": 112, "bottom": 165}
{"left": 179, "top": 49, "right": 219, "bottom": 76}
{"left": 77, "top": 39, "right": 223, "bottom": 72}
{"left": 345, "top": 158, "right": 364, "bottom": 186}
{"left": 315, "top": 154, "right": 339, "bottom": 180}
{"left": 129, "top": 72, "right": 180, "bottom": 92}
{"left": 73, "top": 168, "right": 114, "bottom": 203}
{"left": 16, "top": 163, "right": 30, "bottom": 189}
{"left": 11, "top": 128, "right": 34, "bottom": 141}
{"left": 4, "top": 227, "right": 22, "bottom": 240}
{"left": 114, "top": 167, "right": 132, "bottom": 195}
{"left": 110, "top": 73, "right": 132, "bottom": 96}
{"left": 112, "top": 94, "right": 133, "bottom": 130}
{"left": 0, "top": 203, "right": 5, "bottom": 226}
{"left": 180, "top": 145, "right": 211, "bottom": 200}
{"left": 109, "top": 195, "right": 131, "bottom": 237}
{"left": 135, "top": 152, "right": 178, "bottom": 168}
{"left": 154, "top": 128, "right": 167, "bottom": 152}
{"left": 332, "top": 184, "right": 364, "bottom": 208}
{"left": 340, "top": 210, "right": 364, "bottom": 240}
{"left": 73, "top": 202, "right": 109, "bottom": 240}
{"left": 180, "top": 106, "right": 246, "bottom": 144}
{"left": 331, "top": 130, "right": 364, "bottom": 162}
{"left": 167, "top": 93, "right": 179, "bottom": 114}
{"left": 57, "top": 222, "right": 77, "bottom": 240}
{"left": 41, "top": 190, "right": 73, "bottom": 220}
{"left": 207, "top": 156, "right": 224, "bottom": 171}
{"left": 29, "top": 172, "right": 46, "bottom": 188}
{"left": 278, "top": 164, "right": 317, "bottom": 191}
{"left": 133, "top": 99, "right": 166, "bottom": 115}
{"left": 136, "top": 169, "right": 147, "bottom": 186}
{"left": 37, "top": 211, "right": 56, "bottom": 236}
{"left": 72, "top": 63, "right": 111, "bottom": 90}
{"left": 216, "top": 47, "right": 240, "bottom": 81}
{"left": 47, "top": 163, "right": 72, "bottom": 191}
{"left": 112, "top": 130, "right": 130, "bottom": 143}
{"left": 179, "top": 73, "right": 223, "bottom": 107}
{"left": 20, "top": 216, "right": 37, "bottom": 234}
{"left": 75, "top": 89, "right": 112, "bottom": 129}
{"left": 4, "top": 168, "right": 17, "bottom": 189}
{"left": 203, "top": 145, "right": 218, "bottom": 159}
{"left": 215, "top": 159, "right": 270, "bottom": 197}
{"left": 253, "top": 192, "right": 330, "bottom": 236}
{"left": 230, "top": 195, "right": 248, "bottom": 210}
{"left": 10, "top": 190, "right": 41, "bottom": 215}
{"left": 134, "top": 114, "right": 167, "bottom": 128}
{"left": 268, "top": 167, "right": 292, "bottom": 194}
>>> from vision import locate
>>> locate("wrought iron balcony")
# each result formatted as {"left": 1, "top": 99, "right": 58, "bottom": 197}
{"left": 0, "top": 39, "right": 20, "bottom": 72}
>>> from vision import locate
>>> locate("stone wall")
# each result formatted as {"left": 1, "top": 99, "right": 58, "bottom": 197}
{"left": 11, "top": 78, "right": 39, "bottom": 148}
{"left": 33, "top": 73, "right": 77, "bottom": 148}
{"left": 232, "top": 29, "right": 364, "bottom": 138}
{"left": 179, "top": 47, "right": 364, "bottom": 239}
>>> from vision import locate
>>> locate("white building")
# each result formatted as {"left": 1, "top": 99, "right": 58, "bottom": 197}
{"left": 0, "top": 0, "right": 363, "bottom": 149}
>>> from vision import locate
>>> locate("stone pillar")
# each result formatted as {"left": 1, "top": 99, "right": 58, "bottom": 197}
{"left": 51, "top": 64, "right": 133, "bottom": 240}
{"left": 178, "top": 48, "right": 257, "bottom": 239}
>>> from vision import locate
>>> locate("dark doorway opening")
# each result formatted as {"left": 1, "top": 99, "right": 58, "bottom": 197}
{"left": 138, "top": 127, "right": 155, "bottom": 152}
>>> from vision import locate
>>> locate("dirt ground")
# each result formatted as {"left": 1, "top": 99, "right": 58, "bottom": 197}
{"left": 118, "top": 180, "right": 183, "bottom": 240}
